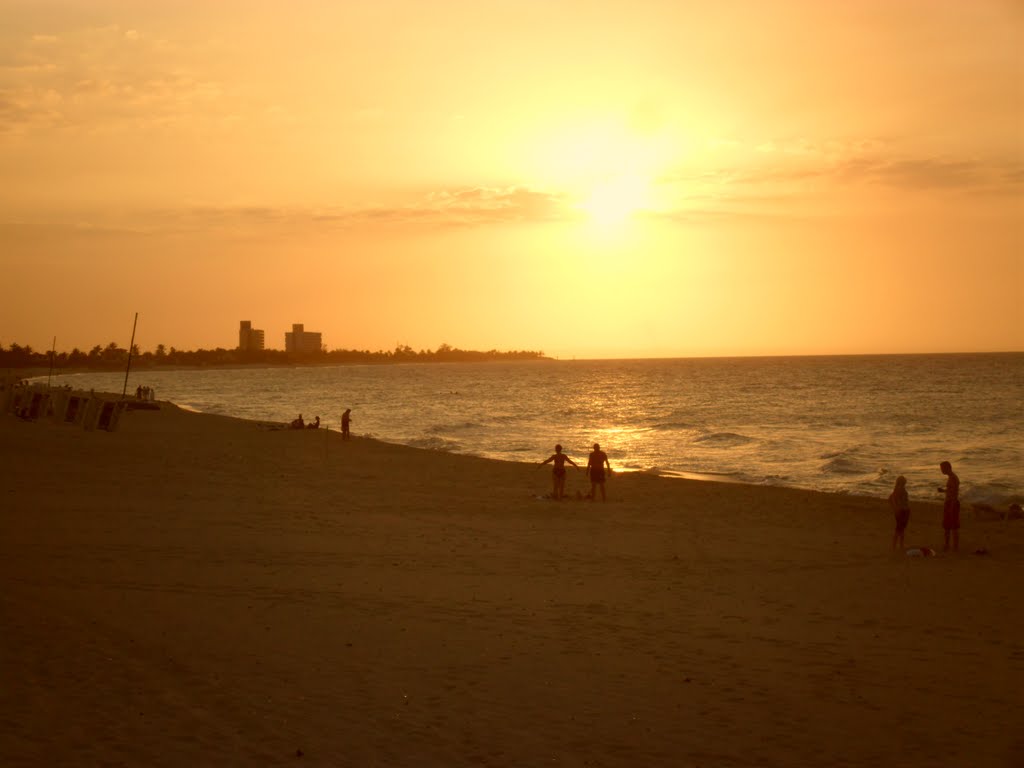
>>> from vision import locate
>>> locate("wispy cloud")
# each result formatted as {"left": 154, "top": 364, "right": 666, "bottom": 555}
{"left": 664, "top": 136, "right": 1023, "bottom": 210}
{"left": 304, "top": 186, "right": 572, "bottom": 229}
{"left": 834, "top": 155, "right": 1022, "bottom": 193}
{"left": 0, "top": 185, "right": 574, "bottom": 237}
{"left": 419, "top": 186, "right": 570, "bottom": 224}
{"left": 0, "top": 26, "right": 226, "bottom": 133}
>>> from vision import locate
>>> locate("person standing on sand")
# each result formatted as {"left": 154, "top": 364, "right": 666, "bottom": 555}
{"left": 341, "top": 409, "right": 351, "bottom": 440}
{"left": 539, "top": 444, "right": 578, "bottom": 500}
{"left": 939, "top": 461, "right": 960, "bottom": 552}
{"left": 586, "top": 443, "right": 612, "bottom": 502}
{"left": 888, "top": 475, "right": 911, "bottom": 551}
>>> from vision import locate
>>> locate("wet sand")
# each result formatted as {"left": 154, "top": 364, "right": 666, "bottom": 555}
{"left": 2, "top": 401, "right": 1022, "bottom": 767}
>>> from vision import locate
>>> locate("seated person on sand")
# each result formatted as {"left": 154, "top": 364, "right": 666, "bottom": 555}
{"left": 306, "top": 415, "right": 320, "bottom": 429}
{"left": 290, "top": 414, "right": 305, "bottom": 429}
{"left": 539, "top": 444, "right": 578, "bottom": 500}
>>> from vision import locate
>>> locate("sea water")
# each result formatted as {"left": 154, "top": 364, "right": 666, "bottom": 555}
{"left": 40, "top": 353, "right": 1023, "bottom": 505}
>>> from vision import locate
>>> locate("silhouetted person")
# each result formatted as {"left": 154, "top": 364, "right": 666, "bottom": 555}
{"left": 540, "top": 444, "right": 577, "bottom": 500}
{"left": 939, "top": 461, "right": 960, "bottom": 552}
{"left": 342, "top": 409, "right": 351, "bottom": 440}
{"left": 586, "top": 443, "right": 611, "bottom": 502}
{"left": 306, "top": 415, "right": 320, "bottom": 429}
{"left": 291, "top": 414, "right": 304, "bottom": 429}
{"left": 888, "top": 475, "right": 910, "bottom": 551}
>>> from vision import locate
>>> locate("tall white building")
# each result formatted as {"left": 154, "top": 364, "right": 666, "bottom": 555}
{"left": 285, "top": 323, "right": 323, "bottom": 354}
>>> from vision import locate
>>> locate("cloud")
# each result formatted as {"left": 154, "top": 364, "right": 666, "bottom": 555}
{"left": 419, "top": 186, "right": 569, "bottom": 224}
{"left": 0, "top": 25, "right": 225, "bottom": 133}
{"left": 0, "top": 86, "right": 63, "bottom": 130}
{"left": 834, "top": 155, "right": 1023, "bottom": 192}
{"left": 307, "top": 186, "right": 571, "bottom": 229}
{"left": 0, "top": 185, "right": 574, "bottom": 237}
{"left": 666, "top": 135, "right": 1023, "bottom": 205}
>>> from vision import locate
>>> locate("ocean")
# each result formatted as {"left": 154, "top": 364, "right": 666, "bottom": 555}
{"left": 39, "top": 353, "right": 1023, "bottom": 506}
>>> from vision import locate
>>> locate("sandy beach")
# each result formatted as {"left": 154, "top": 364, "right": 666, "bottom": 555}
{"left": 2, "top": 400, "right": 1022, "bottom": 767}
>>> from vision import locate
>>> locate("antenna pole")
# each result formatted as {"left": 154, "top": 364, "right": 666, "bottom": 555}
{"left": 122, "top": 312, "right": 138, "bottom": 399}
{"left": 46, "top": 336, "right": 56, "bottom": 388}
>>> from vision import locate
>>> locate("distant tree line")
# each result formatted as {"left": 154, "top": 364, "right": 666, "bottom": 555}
{"left": 0, "top": 341, "right": 547, "bottom": 371}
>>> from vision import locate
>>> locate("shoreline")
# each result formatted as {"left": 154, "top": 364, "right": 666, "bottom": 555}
{"left": 12, "top": 378, "right": 1022, "bottom": 508}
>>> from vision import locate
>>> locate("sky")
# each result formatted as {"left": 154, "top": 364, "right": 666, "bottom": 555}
{"left": 1, "top": 0, "right": 1021, "bottom": 359}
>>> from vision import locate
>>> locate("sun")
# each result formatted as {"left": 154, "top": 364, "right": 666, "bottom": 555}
{"left": 578, "top": 175, "right": 654, "bottom": 230}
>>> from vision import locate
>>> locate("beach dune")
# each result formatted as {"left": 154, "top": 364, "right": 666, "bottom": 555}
{"left": 2, "top": 402, "right": 1022, "bottom": 767}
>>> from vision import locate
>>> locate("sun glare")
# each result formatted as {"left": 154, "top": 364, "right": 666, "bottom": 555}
{"left": 578, "top": 175, "right": 653, "bottom": 229}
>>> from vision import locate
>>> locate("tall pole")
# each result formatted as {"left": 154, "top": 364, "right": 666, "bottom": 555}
{"left": 46, "top": 336, "right": 56, "bottom": 389}
{"left": 122, "top": 312, "right": 138, "bottom": 399}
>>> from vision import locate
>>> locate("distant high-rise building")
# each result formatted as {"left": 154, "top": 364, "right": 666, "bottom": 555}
{"left": 285, "top": 323, "right": 323, "bottom": 354}
{"left": 238, "top": 320, "right": 265, "bottom": 351}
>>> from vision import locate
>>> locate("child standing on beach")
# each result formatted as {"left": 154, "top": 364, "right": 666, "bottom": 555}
{"left": 540, "top": 444, "right": 577, "bottom": 500}
{"left": 888, "top": 475, "right": 910, "bottom": 550}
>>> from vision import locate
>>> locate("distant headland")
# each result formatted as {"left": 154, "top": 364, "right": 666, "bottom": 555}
{"left": 0, "top": 341, "right": 548, "bottom": 373}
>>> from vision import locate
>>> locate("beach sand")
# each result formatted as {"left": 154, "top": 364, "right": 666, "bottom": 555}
{"left": 2, "top": 402, "right": 1022, "bottom": 767}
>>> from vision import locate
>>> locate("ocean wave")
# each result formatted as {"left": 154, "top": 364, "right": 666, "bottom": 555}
{"left": 639, "top": 466, "right": 672, "bottom": 476}
{"left": 405, "top": 436, "right": 462, "bottom": 452}
{"left": 820, "top": 455, "right": 870, "bottom": 476}
{"left": 755, "top": 474, "right": 792, "bottom": 486}
{"left": 692, "top": 431, "right": 756, "bottom": 447}
{"left": 505, "top": 444, "right": 535, "bottom": 454}
{"left": 962, "top": 482, "right": 1024, "bottom": 508}
{"left": 649, "top": 421, "right": 697, "bottom": 432}
{"left": 426, "top": 421, "right": 483, "bottom": 434}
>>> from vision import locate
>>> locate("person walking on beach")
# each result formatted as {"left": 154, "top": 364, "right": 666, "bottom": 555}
{"left": 586, "top": 443, "right": 611, "bottom": 502}
{"left": 939, "top": 461, "right": 960, "bottom": 552}
{"left": 341, "top": 409, "right": 352, "bottom": 440}
{"left": 540, "top": 444, "right": 578, "bottom": 500}
{"left": 888, "top": 475, "right": 911, "bottom": 551}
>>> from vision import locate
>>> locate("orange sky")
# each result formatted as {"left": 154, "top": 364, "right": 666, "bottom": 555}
{"left": 1, "top": 0, "right": 1021, "bottom": 358}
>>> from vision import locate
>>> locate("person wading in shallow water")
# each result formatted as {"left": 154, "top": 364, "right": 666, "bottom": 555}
{"left": 539, "top": 444, "right": 578, "bottom": 500}
{"left": 341, "top": 409, "right": 351, "bottom": 440}
{"left": 939, "top": 460, "right": 960, "bottom": 552}
{"left": 586, "top": 443, "right": 612, "bottom": 502}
